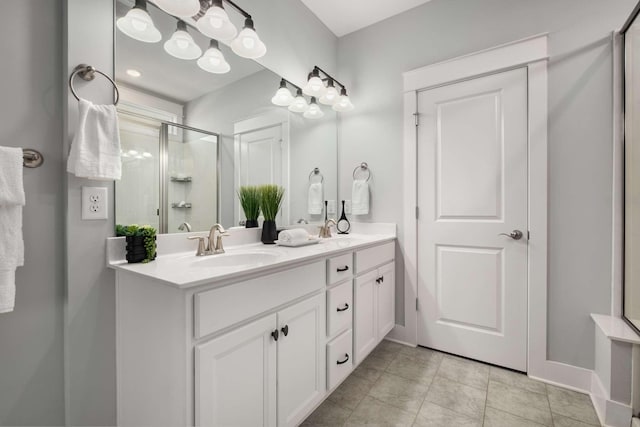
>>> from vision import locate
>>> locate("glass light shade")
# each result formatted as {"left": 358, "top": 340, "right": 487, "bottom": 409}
{"left": 164, "top": 23, "right": 202, "bottom": 60}
{"left": 197, "top": 41, "right": 230, "bottom": 73}
{"left": 272, "top": 87, "right": 295, "bottom": 107}
{"left": 231, "top": 19, "right": 266, "bottom": 59}
{"left": 303, "top": 76, "right": 327, "bottom": 97}
{"left": 288, "top": 90, "right": 309, "bottom": 113}
{"left": 332, "top": 94, "right": 355, "bottom": 112}
{"left": 319, "top": 85, "right": 340, "bottom": 105}
{"left": 196, "top": 5, "right": 238, "bottom": 41}
{"left": 304, "top": 98, "right": 325, "bottom": 119}
{"left": 116, "top": 7, "right": 161, "bottom": 43}
{"left": 154, "top": 0, "right": 200, "bottom": 17}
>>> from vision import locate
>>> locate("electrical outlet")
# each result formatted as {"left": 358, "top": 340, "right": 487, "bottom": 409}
{"left": 327, "top": 200, "right": 336, "bottom": 215}
{"left": 82, "top": 186, "right": 108, "bottom": 220}
{"left": 345, "top": 200, "right": 352, "bottom": 214}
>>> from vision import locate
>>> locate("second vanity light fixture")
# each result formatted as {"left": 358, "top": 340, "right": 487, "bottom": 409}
{"left": 117, "top": 0, "right": 266, "bottom": 75}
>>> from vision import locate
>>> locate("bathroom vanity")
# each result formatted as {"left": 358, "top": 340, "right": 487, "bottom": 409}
{"left": 108, "top": 229, "right": 396, "bottom": 426}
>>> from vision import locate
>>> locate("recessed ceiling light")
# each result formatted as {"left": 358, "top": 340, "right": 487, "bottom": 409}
{"left": 126, "top": 69, "right": 142, "bottom": 77}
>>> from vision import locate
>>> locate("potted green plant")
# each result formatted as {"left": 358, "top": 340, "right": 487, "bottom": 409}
{"left": 116, "top": 224, "right": 157, "bottom": 263}
{"left": 258, "top": 184, "right": 285, "bottom": 244}
{"left": 238, "top": 185, "right": 261, "bottom": 228}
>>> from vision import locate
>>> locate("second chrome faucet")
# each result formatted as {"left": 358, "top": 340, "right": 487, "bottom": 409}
{"left": 187, "top": 224, "right": 229, "bottom": 256}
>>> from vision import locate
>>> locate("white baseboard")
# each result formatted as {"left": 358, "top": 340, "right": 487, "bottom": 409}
{"left": 590, "top": 372, "right": 634, "bottom": 427}
{"left": 387, "top": 323, "right": 416, "bottom": 346}
{"left": 632, "top": 417, "right": 640, "bottom": 427}
{"left": 384, "top": 336, "right": 415, "bottom": 347}
{"left": 529, "top": 360, "right": 593, "bottom": 393}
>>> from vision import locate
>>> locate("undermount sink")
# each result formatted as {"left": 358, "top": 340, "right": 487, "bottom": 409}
{"left": 191, "top": 251, "right": 281, "bottom": 268}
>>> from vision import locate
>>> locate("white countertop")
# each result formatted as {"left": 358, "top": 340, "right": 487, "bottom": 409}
{"left": 108, "top": 232, "right": 396, "bottom": 289}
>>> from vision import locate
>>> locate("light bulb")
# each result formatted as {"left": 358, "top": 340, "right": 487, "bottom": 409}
{"left": 271, "top": 79, "right": 294, "bottom": 106}
{"left": 332, "top": 88, "right": 355, "bottom": 112}
{"left": 231, "top": 18, "right": 266, "bottom": 59}
{"left": 116, "top": 0, "right": 161, "bottom": 43}
{"left": 197, "top": 40, "right": 230, "bottom": 74}
{"left": 319, "top": 80, "right": 339, "bottom": 105}
{"left": 303, "top": 97, "right": 325, "bottom": 119}
{"left": 154, "top": 0, "right": 200, "bottom": 17}
{"left": 303, "top": 70, "right": 327, "bottom": 97}
{"left": 164, "top": 21, "right": 202, "bottom": 60}
{"left": 288, "top": 89, "right": 309, "bottom": 113}
{"left": 196, "top": 1, "right": 238, "bottom": 41}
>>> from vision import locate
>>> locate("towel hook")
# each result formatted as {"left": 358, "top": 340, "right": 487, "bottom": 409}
{"left": 69, "top": 64, "right": 120, "bottom": 105}
{"left": 352, "top": 162, "right": 371, "bottom": 182}
{"left": 309, "top": 167, "right": 324, "bottom": 183}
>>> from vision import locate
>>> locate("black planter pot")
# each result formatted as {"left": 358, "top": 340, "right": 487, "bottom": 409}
{"left": 261, "top": 220, "right": 278, "bottom": 244}
{"left": 125, "top": 235, "right": 156, "bottom": 263}
{"left": 245, "top": 219, "right": 259, "bottom": 228}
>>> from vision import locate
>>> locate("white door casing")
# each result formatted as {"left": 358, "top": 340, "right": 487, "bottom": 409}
{"left": 417, "top": 68, "right": 528, "bottom": 371}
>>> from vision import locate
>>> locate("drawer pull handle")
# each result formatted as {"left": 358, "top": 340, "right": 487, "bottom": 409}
{"left": 337, "top": 266, "right": 350, "bottom": 272}
{"left": 337, "top": 354, "right": 350, "bottom": 365}
{"left": 337, "top": 303, "right": 350, "bottom": 312}
{"left": 271, "top": 329, "right": 279, "bottom": 341}
{"left": 281, "top": 325, "right": 289, "bottom": 337}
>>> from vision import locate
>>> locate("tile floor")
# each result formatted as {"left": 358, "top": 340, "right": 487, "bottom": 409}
{"left": 302, "top": 340, "right": 602, "bottom": 427}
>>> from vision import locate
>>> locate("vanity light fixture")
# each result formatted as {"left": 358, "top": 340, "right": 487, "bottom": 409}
{"left": 153, "top": 0, "right": 201, "bottom": 18}
{"left": 303, "top": 68, "right": 327, "bottom": 98}
{"left": 288, "top": 88, "right": 309, "bottom": 113}
{"left": 303, "top": 97, "right": 325, "bottom": 119}
{"left": 196, "top": 0, "right": 238, "bottom": 41}
{"left": 310, "top": 66, "right": 355, "bottom": 112}
{"left": 116, "top": 0, "right": 161, "bottom": 43}
{"left": 197, "top": 39, "right": 230, "bottom": 74}
{"left": 332, "top": 87, "right": 355, "bottom": 112}
{"left": 271, "top": 79, "right": 295, "bottom": 106}
{"left": 231, "top": 17, "right": 267, "bottom": 59}
{"left": 319, "top": 78, "right": 339, "bottom": 106}
{"left": 164, "top": 20, "right": 202, "bottom": 60}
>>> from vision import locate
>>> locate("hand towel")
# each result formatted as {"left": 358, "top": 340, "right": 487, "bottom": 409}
{"left": 278, "top": 228, "right": 310, "bottom": 244}
{"left": 308, "top": 182, "right": 323, "bottom": 215}
{"left": 67, "top": 98, "right": 122, "bottom": 180}
{"left": 352, "top": 179, "right": 369, "bottom": 215}
{"left": 0, "top": 146, "right": 25, "bottom": 313}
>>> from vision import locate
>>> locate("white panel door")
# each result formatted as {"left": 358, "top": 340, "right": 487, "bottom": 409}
{"left": 417, "top": 68, "right": 528, "bottom": 371}
{"left": 354, "top": 270, "right": 378, "bottom": 365}
{"left": 195, "top": 314, "right": 277, "bottom": 427}
{"left": 277, "top": 293, "right": 325, "bottom": 427}
{"left": 377, "top": 262, "right": 396, "bottom": 339}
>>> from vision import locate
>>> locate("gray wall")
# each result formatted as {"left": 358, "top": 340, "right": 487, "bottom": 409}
{"left": 336, "top": 0, "right": 636, "bottom": 369}
{"left": 0, "top": 0, "right": 65, "bottom": 425}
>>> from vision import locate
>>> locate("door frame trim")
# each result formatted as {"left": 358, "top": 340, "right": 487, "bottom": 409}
{"left": 395, "top": 34, "right": 592, "bottom": 390}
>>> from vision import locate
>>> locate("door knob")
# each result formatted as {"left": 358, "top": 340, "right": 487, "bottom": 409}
{"left": 498, "top": 230, "right": 523, "bottom": 240}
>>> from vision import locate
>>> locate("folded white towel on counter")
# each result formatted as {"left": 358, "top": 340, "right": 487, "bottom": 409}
{"left": 0, "top": 146, "right": 25, "bottom": 314}
{"left": 308, "top": 182, "right": 323, "bottom": 215}
{"left": 352, "top": 179, "right": 369, "bottom": 215}
{"left": 278, "top": 228, "right": 310, "bottom": 243}
{"left": 67, "top": 98, "right": 122, "bottom": 180}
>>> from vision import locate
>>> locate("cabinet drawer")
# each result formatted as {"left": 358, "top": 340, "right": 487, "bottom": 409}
{"left": 194, "top": 261, "right": 325, "bottom": 339}
{"left": 355, "top": 241, "right": 394, "bottom": 273}
{"left": 326, "top": 329, "right": 353, "bottom": 391}
{"left": 327, "top": 253, "right": 353, "bottom": 285}
{"left": 326, "top": 280, "right": 353, "bottom": 337}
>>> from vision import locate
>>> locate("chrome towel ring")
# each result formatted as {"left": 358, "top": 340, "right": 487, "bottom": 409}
{"left": 352, "top": 162, "right": 371, "bottom": 182}
{"left": 309, "top": 167, "right": 324, "bottom": 183}
{"left": 68, "top": 64, "right": 120, "bottom": 105}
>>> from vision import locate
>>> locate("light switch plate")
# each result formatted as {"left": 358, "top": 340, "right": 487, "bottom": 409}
{"left": 82, "top": 186, "right": 108, "bottom": 220}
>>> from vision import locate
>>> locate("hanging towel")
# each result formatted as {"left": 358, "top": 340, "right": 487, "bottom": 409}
{"left": 67, "top": 98, "right": 122, "bottom": 180}
{"left": 308, "top": 182, "right": 323, "bottom": 215}
{"left": 0, "top": 146, "right": 25, "bottom": 314}
{"left": 351, "top": 179, "right": 370, "bottom": 215}
{"left": 278, "top": 228, "right": 310, "bottom": 244}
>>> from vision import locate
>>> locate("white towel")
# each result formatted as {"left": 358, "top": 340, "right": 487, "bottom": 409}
{"left": 278, "top": 228, "right": 309, "bottom": 244}
{"left": 67, "top": 98, "right": 122, "bottom": 180}
{"left": 352, "top": 179, "right": 369, "bottom": 215}
{"left": 0, "top": 146, "right": 25, "bottom": 313}
{"left": 308, "top": 182, "right": 323, "bottom": 215}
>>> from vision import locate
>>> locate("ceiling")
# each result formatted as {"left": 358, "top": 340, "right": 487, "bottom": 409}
{"left": 300, "top": 0, "right": 433, "bottom": 37}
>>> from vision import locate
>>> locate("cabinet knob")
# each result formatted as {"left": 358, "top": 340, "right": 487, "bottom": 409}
{"left": 337, "top": 353, "right": 350, "bottom": 365}
{"left": 376, "top": 277, "right": 382, "bottom": 284}
{"left": 337, "top": 303, "right": 350, "bottom": 312}
{"left": 271, "top": 329, "right": 279, "bottom": 341}
{"left": 337, "top": 266, "right": 349, "bottom": 272}
{"left": 281, "top": 325, "right": 289, "bottom": 337}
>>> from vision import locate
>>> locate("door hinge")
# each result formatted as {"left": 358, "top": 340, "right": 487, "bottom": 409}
{"left": 413, "top": 112, "right": 419, "bottom": 127}
{"left": 416, "top": 298, "right": 419, "bottom": 311}
{"left": 415, "top": 206, "right": 419, "bottom": 220}
{"left": 527, "top": 230, "right": 530, "bottom": 240}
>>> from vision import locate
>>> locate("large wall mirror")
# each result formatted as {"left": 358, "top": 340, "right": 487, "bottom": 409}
{"left": 114, "top": 0, "right": 337, "bottom": 233}
{"left": 623, "top": 3, "right": 640, "bottom": 334}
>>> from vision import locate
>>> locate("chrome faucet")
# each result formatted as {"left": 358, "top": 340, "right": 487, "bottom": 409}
{"left": 178, "top": 222, "right": 192, "bottom": 232}
{"left": 318, "top": 219, "right": 336, "bottom": 238}
{"left": 297, "top": 218, "right": 309, "bottom": 224}
{"left": 187, "top": 224, "right": 229, "bottom": 256}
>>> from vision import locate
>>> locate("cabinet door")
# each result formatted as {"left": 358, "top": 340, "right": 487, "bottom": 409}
{"left": 277, "top": 293, "right": 326, "bottom": 427}
{"left": 196, "top": 314, "right": 277, "bottom": 427}
{"left": 377, "top": 262, "right": 396, "bottom": 341}
{"left": 354, "top": 270, "right": 378, "bottom": 365}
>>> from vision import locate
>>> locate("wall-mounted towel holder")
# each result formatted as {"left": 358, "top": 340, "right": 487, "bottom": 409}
{"left": 309, "top": 167, "right": 324, "bottom": 183}
{"left": 23, "top": 148, "right": 43, "bottom": 168}
{"left": 353, "top": 162, "right": 371, "bottom": 182}
{"left": 69, "top": 64, "right": 120, "bottom": 105}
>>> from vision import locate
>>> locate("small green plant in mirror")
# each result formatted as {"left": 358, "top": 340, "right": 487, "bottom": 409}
{"left": 259, "top": 185, "right": 285, "bottom": 221}
{"left": 238, "top": 186, "right": 261, "bottom": 227}
{"left": 116, "top": 224, "right": 157, "bottom": 263}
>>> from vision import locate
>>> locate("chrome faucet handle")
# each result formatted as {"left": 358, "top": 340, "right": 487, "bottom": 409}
{"left": 187, "top": 236, "right": 207, "bottom": 256}
{"left": 214, "top": 232, "right": 231, "bottom": 254}
{"left": 208, "top": 224, "right": 228, "bottom": 255}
